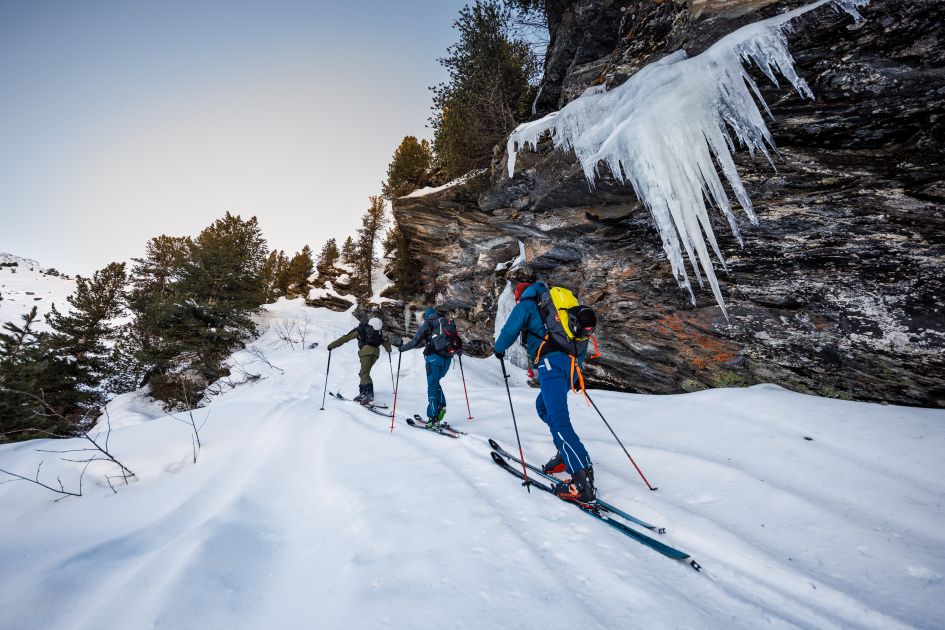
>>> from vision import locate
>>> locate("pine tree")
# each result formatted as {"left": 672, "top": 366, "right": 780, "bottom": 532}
{"left": 43, "top": 262, "right": 128, "bottom": 424}
{"left": 317, "top": 238, "right": 340, "bottom": 272}
{"left": 431, "top": 0, "right": 538, "bottom": 178}
{"left": 287, "top": 245, "right": 315, "bottom": 287}
{"left": 259, "top": 250, "right": 282, "bottom": 303}
{"left": 177, "top": 213, "right": 268, "bottom": 380}
{"left": 127, "top": 235, "right": 190, "bottom": 382}
{"left": 382, "top": 225, "right": 421, "bottom": 301}
{"left": 126, "top": 214, "right": 269, "bottom": 407}
{"left": 0, "top": 307, "right": 63, "bottom": 440}
{"left": 341, "top": 236, "right": 357, "bottom": 266}
{"left": 382, "top": 136, "right": 434, "bottom": 199}
{"left": 355, "top": 196, "right": 388, "bottom": 298}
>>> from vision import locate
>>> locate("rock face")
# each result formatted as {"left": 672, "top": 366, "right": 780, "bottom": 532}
{"left": 392, "top": 0, "right": 945, "bottom": 407}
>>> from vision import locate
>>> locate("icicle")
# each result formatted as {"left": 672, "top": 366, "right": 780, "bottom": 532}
{"left": 507, "top": 0, "right": 869, "bottom": 317}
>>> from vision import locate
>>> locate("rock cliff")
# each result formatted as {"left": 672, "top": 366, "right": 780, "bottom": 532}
{"left": 392, "top": 0, "right": 945, "bottom": 407}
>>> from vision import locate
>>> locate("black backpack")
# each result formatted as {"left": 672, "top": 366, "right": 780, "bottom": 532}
{"left": 429, "top": 316, "right": 462, "bottom": 357}
{"left": 357, "top": 322, "right": 383, "bottom": 347}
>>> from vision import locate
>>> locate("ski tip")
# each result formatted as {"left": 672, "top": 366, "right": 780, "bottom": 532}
{"left": 490, "top": 451, "right": 505, "bottom": 465}
{"left": 689, "top": 560, "right": 702, "bottom": 572}
{"left": 488, "top": 438, "right": 501, "bottom": 450}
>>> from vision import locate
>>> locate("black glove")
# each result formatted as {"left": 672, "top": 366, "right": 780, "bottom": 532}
{"left": 494, "top": 350, "right": 505, "bottom": 360}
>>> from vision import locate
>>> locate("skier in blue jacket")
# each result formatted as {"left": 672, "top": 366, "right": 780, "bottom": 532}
{"left": 493, "top": 282, "right": 597, "bottom": 502}
{"left": 400, "top": 307, "right": 459, "bottom": 428}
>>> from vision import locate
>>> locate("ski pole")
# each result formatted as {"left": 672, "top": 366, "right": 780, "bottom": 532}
{"left": 320, "top": 349, "right": 332, "bottom": 411}
{"left": 389, "top": 349, "right": 395, "bottom": 392}
{"left": 458, "top": 354, "right": 473, "bottom": 420}
{"left": 499, "top": 355, "right": 530, "bottom": 492}
{"left": 584, "top": 390, "right": 658, "bottom": 491}
{"left": 390, "top": 350, "right": 402, "bottom": 432}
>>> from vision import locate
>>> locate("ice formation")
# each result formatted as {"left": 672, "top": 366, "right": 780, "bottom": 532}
{"left": 494, "top": 241, "right": 530, "bottom": 369}
{"left": 507, "top": 0, "right": 868, "bottom": 317}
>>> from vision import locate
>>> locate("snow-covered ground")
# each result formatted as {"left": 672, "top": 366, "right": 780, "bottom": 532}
{"left": 1, "top": 298, "right": 943, "bottom": 629}
{"left": 0, "top": 253, "right": 76, "bottom": 331}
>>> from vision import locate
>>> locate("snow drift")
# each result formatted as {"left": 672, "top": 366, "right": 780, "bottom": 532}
{"left": 1, "top": 297, "right": 943, "bottom": 629}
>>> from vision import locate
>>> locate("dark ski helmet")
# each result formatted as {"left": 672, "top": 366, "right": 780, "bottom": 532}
{"left": 569, "top": 305, "right": 597, "bottom": 338}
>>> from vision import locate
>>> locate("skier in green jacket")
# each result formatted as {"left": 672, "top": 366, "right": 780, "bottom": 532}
{"left": 327, "top": 317, "right": 392, "bottom": 406}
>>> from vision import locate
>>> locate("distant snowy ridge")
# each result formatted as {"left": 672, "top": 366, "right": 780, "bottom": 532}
{"left": 0, "top": 252, "right": 43, "bottom": 270}
{"left": 507, "top": 0, "right": 870, "bottom": 317}
{"left": 0, "top": 252, "right": 76, "bottom": 331}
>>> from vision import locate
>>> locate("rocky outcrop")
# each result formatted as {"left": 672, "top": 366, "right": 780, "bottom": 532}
{"left": 392, "top": 0, "right": 945, "bottom": 407}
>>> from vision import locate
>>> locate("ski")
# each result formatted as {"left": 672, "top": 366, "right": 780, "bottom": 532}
{"left": 489, "top": 438, "right": 664, "bottom": 534}
{"left": 413, "top": 414, "right": 467, "bottom": 435}
{"left": 405, "top": 416, "right": 460, "bottom": 438}
{"left": 491, "top": 451, "right": 699, "bottom": 569}
{"left": 329, "top": 392, "right": 392, "bottom": 418}
{"left": 329, "top": 391, "right": 389, "bottom": 409}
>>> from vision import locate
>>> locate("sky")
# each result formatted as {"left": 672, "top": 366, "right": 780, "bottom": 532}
{"left": 0, "top": 0, "right": 470, "bottom": 275}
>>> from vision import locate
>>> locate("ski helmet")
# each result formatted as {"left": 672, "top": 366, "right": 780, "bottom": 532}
{"left": 368, "top": 317, "right": 383, "bottom": 331}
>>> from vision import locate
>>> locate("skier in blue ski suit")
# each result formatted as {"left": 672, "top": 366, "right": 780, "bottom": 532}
{"left": 400, "top": 307, "right": 455, "bottom": 424}
{"left": 493, "top": 282, "right": 595, "bottom": 500}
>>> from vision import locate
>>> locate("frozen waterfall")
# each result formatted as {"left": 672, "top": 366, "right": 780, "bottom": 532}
{"left": 507, "top": 0, "right": 869, "bottom": 317}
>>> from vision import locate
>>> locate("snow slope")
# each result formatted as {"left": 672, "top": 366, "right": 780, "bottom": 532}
{"left": 0, "top": 252, "right": 76, "bottom": 331}
{"left": 0, "top": 298, "right": 943, "bottom": 629}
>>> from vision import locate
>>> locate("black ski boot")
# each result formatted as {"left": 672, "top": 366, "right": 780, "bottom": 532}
{"left": 360, "top": 383, "right": 374, "bottom": 406}
{"left": 542, "top": 452, "right": 565, "bottom": 474}
{"left": 353, "top": 383, "right": 367, "bottom": 403}
{"left": 553, "top": 466, "right": 596, "bottom": 504}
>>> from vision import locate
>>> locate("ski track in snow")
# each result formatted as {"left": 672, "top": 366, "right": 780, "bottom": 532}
{"left": 1, "top": 299, "right": 943, "bottom": 629}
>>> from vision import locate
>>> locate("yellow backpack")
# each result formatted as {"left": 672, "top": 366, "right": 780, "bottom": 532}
{"left": 534, "top": 284, "right": 600, "bottom": 397}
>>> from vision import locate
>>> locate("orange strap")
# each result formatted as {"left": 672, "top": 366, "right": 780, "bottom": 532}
{"left": 569, "top": 356, "right": 590, "bottom": 406}
{"left": 534, "top": 335, "right": 549, "bottom": 366}
{"left": 588, "top": 335, "right": 600, "bottom": 360}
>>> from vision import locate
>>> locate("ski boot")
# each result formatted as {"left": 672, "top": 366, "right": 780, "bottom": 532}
{"left": 359, "top": 383, "right": 374, "bottom": 406}
{"left": 424, "top": 416, "right": 441, "bottom": 430}
{"left": 553, "top": 466, "right": 596, "bottom": 505}
{"left": 542, "top": 452, "right": 566, "bottom": 474}
{"left": 434, "top": 407, "right": 448, "bottom": 429}
{"left": 353, "top": 383, "right": 367, "bottom": 403}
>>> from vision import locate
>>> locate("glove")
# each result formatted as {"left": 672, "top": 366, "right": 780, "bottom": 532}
{"left": 494, "top": 350, "right": 505, "bottom": 360}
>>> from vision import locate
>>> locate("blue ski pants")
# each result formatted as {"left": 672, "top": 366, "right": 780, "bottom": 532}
{"left": 535, "top": 352, "right": 591, "bottom": 474}
{"left": 425, "top": 354, "right": 451, "bottom": 419}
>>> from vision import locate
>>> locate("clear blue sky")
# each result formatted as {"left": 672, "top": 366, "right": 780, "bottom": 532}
{"left": 0, "top": 0, "right": 470, "bottom": 274}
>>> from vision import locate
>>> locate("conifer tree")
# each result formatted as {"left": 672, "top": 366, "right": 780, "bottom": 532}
{"left": 431, "top": 0, "right": 538, "bottom": 178}
{"left": 287, "top": 245, "right": 314, "bottom": 287}
{"left": 177, "top": 213, "right": 267, "bottom": 379}
{"left": 382, "top": 225, "right": 421, "bottom": 301}
{"left": 43, "top": 262, "right": 128, "bottom": 423}
{"left": 382, "top": 136, "right": 434, "bottom": 199}
{"left": 341, "top": 236, "right": 357, "bottom": 266}
{"left": 126, "top": 214, "right": 269, "bottom": 407}
{"left": 259, "top": 250, "right": 282, "bottom": 303}
{"left": 0, "top": 307, "right": 65, "bottom": 440}
{"left": 355, "top": 196, "right": 388, "bottom": 298}
{"left": 127, "top": 235, "right": 190, "bottom": 381}
{"left": 317, "top": 238, "right": 340, "bottom": 272}
{"left": 271, "top": 250, "right": 291, "bottom": 297}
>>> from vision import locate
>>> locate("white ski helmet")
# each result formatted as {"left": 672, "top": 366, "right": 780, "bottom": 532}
{"left": 368, "top": 317, "right": 383, "bottom": 331}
